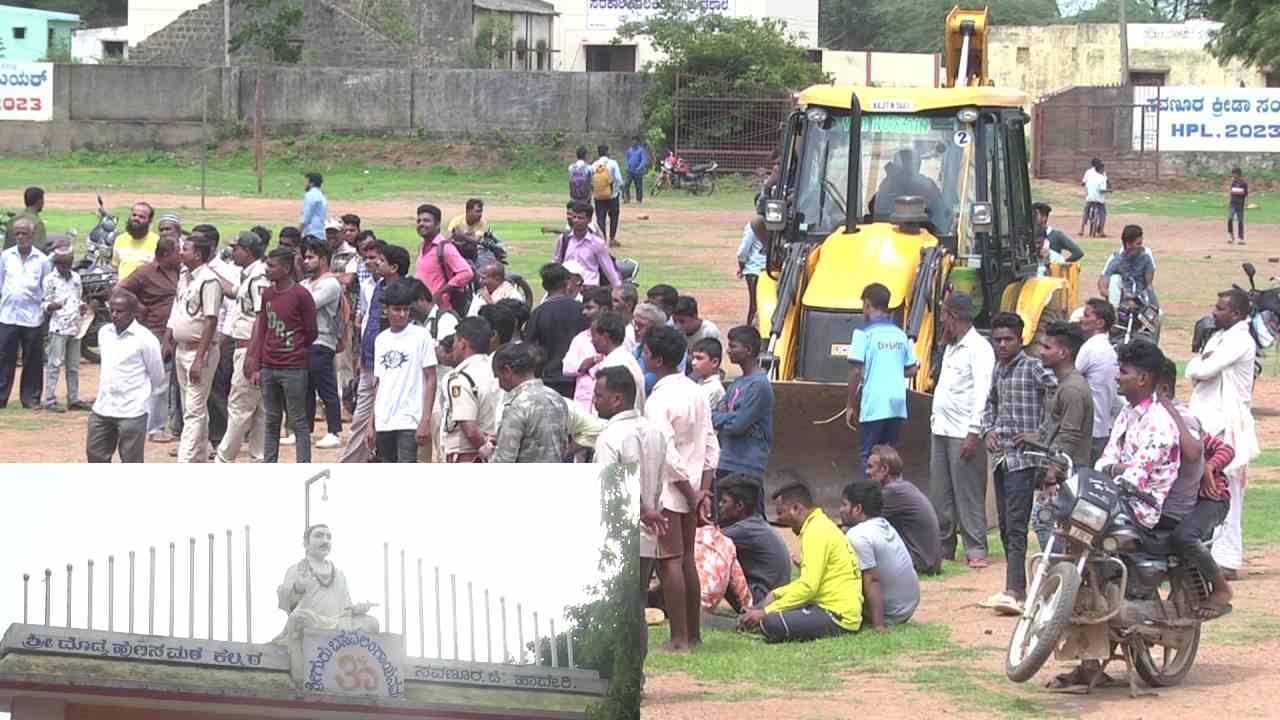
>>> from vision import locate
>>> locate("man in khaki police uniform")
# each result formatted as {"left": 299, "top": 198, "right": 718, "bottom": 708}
{"left": 216, "top": 232, "right": 270, "bottom": 463}
{"left": 168, "top": 232, "right": 224, "bottom": 463}
{"left": 442, "top": 317, "right": 500, "bottom": 463}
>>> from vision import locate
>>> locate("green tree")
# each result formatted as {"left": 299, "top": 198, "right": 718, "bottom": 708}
{"left": 462, "top": 13, "right": 515, "bottom": 69}
{"left": 824, "top": 0, "right": 1059, "bottom": 53}
{"left": 617, "top": 0, "right": 827, "bottom": 148}
{"left": 818, "top": 0, "right": 877, "bottom": 51}
{"left": 1205, "top": 0, "right": 1280, "bottom": 73}
{"left": 227, "top": 0, "right": 303, "bottom": 64}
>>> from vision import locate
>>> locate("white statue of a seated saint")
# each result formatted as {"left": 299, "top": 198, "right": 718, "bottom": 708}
{"left": 274, "top": 524, "right": 379, "bottom": 648}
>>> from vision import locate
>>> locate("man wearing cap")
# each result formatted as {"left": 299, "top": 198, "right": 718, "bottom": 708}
{"left": 929, "top": 292, "right": 995, "bottom": 568}
{"left": 167, "top": 232, "right": 224, "bottom": 463}
{"left": 216, "top": 231, "right": 270, "bottom": 463}
{"left": 300, "top": 173, "right": 328, "bottom": 240}
{"left": 112, "top": 202, "right": 160, "bottom": 283}
{"left": 40, "top": 245, "right": 89, "bottom": 412}
{"left": 552, "top": 201, "right": 621, "bottom": 287}
{"left": 157, "top": 214, "right": 183, "bottom": 247}
{"left": 192, "top": 224, "right": 240, "bottom": 453}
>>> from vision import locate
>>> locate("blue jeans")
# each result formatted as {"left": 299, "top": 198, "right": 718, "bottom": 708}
{"left": 1228, "top": 205, "right": 1245, "bottom": 239}
{"left": 262, "top": 366, "right": 311, "bottom": 463}
{"left": 995, "top": 465, "right": 1036, "bottom": 598}
{"left": 859, "top": 417, "right": 903, "bottom": 469}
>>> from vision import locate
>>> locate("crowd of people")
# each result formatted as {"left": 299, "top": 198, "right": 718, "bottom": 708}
{"left": 0, "top": 164, "right": 1262, "bottom": 666}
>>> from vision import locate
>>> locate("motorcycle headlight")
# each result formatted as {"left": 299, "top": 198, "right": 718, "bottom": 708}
{"left": 1070, "top": 498, "right": 1108, "bottom": 533}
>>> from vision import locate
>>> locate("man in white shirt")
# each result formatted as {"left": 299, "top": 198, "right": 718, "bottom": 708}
{"left": 928, "top": 293, "right": 995, "bottom": 568}
{"left": 1076, "top": 298, "right": 1119, "bottom": 464}
{"left": 643, "top": 325, "right": 719, "bottom": 650}
{"left": 1080, "top": 158, "right": 1108, "bottom": 237}
{"left": 593, "top": 311, "right": 645, "bottom": 413}
{"left": 87, "top": 289, "right": 166, "bottom": 462}
{"left": 0, "top": 217, "right": 49, "bottom": 409}
{"left": 593, "top": 365, "right": 683, "bottom": 666}
{"left": 1187, "top": 288, "right": 1260, "bottom": 578}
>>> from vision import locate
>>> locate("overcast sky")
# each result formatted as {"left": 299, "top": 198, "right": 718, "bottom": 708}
{"left": 0, "top": 465, "right": 607, "bottom": 668}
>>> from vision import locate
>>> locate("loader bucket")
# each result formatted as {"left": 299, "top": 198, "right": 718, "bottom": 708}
{"left": 762, "top": 382, "right": 935, "bottom": 518}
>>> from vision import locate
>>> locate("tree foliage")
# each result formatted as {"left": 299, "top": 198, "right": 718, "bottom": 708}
{"left": 227, "top": 0, "right": 303, "bottom": 64}
{"left": 461, "top": 13, "right": 515, "bottom": 69}
{"left": 6, "top": 0, "right": 126, "bottom": 27}
{"left": 1205, "top": 0, "right": 1280, "bottom": 74}
{"left": 617, "top": 0, "right": 827, "bottom": 148}
{"left": 821, "top": 0, "right": 1061, "bottom": 52}
{"left": 1067, "top": 0, "right": 1170, "bottom": 23}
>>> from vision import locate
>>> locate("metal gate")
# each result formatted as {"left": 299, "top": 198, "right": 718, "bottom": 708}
{"left": 1031, "top": 85, "right": 1161, "bottom": 181}
{"left": 672, "top": 74, "right": 792, "bottom": 173}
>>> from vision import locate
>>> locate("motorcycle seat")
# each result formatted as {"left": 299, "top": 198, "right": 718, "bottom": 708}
{"left": 689, "top": 162, "right": 716, "bottom": 173}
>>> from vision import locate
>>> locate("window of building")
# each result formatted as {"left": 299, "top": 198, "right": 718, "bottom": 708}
{"left": 102, "top": 40, "right": 125, "bottom": 58}
{"left": 12, "top": 27, "right": 26, "bottom": 40}
{"left": 805, "top": 49, "right": 823, "bottom": 65}
{"left": 585, "top": 44, "right": 636, "bottom": 72}
{"left": 1129, "top": 70, "right": 1167, "bottom": 86}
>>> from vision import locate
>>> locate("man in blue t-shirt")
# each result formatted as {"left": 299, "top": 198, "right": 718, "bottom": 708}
{"left": 845, "top": 282, "right": 918, "bottom": 468}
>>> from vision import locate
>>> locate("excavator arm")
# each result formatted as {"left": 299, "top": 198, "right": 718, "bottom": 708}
{"left": 944, "top": 6, "right": 990, "bottom": 88}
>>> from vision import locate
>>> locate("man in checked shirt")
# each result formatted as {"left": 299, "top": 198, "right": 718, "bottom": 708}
{"left": 981, "top": 312, "right": 1057, "bottom": 615}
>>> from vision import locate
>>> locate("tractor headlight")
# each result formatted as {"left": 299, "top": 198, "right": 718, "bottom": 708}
{"left": 806, "top": 107, "right": 829, "bottom": 125}
{"left": 1070, "top": 499, "right": 1108, "bottom": 533}
{"left": 970, "top": 202, "right": 993, "bottom": 231}
{"left": 764, "top": 199, "right": 786, "bottom": 231}
{"left": 957, "top": 108, "right": 979, "bottom": 123}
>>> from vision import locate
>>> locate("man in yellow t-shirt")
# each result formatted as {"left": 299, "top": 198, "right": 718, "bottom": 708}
{"left": 446, "top": 198, "right": 491, "bottom": 242}
{"left": 739, "top": 482, "right": 864, "bottom": 642}
{"left": 112, "top": 202, "right": 160, "bottom": 282}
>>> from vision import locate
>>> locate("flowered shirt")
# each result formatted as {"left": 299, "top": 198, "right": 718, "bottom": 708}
{"left": 1095, "top": 395, "right": 1180, "bottom": 528}
{"left": 42, "top": 269, "right": 82, "bottom": 336}
{"left": 695, "top": 525, "right": 753, "bottom": 612}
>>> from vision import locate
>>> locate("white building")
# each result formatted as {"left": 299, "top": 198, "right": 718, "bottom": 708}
{"left": 550, "top": 0, "right": 818, "bottom": 71}
{"left": 72, "top": 25, "right": 130, "bottom": 63}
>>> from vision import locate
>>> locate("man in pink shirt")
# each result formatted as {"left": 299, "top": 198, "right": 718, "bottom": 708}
{"left": 643, "top": 324, "right": 719, "bottom": 651}
{"left": 561, "top": 286, "right": 613, "bottom": 411}
{"left": 553, "top": 202, "right": 621, "bottom": 287}
{"left": 414, "top": 203, "right": 473, "bottom": 313}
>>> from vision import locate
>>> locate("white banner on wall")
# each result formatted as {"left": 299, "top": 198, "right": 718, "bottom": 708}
{"left": 1143, "top": 86, "right": 1280, "bottom": 153}
{"left": 585, "top": 0, "right": 733, "bottom": 31}
{"left": 0, "top": 62, "right": 54, "bottom": 122}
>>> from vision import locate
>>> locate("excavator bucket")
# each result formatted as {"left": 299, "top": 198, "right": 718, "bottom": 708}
{"left": 763, "top": 382, "right": 935, "bottom": 517}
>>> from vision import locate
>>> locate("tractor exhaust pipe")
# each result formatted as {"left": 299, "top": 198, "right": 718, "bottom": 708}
{"left": 845, "top": 91, "right": 862, "bottom": 235}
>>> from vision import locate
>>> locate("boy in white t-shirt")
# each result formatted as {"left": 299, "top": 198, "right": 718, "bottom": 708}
{"left": 689, "top": 337, "right": 725, "bottom": 409}
{"left": 369, "top": 279, "right": 438, "bottom": 463}
{"left": 1080, "top": 158, "right": 1108, "bottom": 237}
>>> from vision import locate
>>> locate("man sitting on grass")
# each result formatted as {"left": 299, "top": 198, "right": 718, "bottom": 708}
{"left": 841, "top": 480, "right": 921, "bottom": 631}
{"left": 739, "top": 482, "right": 863, "bottom": 642}
{"left": 717, "top": 475, "right": 792, "bottom": 607}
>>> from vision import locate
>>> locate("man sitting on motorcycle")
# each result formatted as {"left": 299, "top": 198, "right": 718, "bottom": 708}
{"left": 1050, "top": 340, "right": 1181, "bottom": 690}
{"left": 1154, "top": 359, "right": 1236, "bottom": 621}
{"left": 1097, "top": 224, "right": 1157, "bottom": 308}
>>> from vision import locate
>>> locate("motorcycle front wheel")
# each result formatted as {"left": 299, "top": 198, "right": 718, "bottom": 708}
{"left": 80, "top": 309, "right": 109, "bottom": 364}
{"left": 1131, "top": 578, "right": 1201, "bottom": 687}
{"left": 1006, "top": 561, "right": 1081, "bottom": 683}
{"left": 651, "top": 174, "right": 668, "bottom": 197}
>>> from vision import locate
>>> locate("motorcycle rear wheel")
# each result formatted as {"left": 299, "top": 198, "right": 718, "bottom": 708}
{"left": 1130, "top": 579, "right": 1201, "bottom": 687}
{"left": 1006, "top": 561, "right": 1081, "bottom": 683}
{"left": 651, "top": 175, "right": 667, "bottom": 197}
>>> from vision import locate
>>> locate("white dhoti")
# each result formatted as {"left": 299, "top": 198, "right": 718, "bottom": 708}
{"left": 1212, "top": 467, "right": 1247, "bottom": 571}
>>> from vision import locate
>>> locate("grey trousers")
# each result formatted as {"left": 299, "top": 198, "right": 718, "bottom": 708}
{"left": 43, "top": 333, "right": 80, "bottom": 406}
{"left": 1089, "top": 435, "right": 1108, "bottom": 467}
{"left": 930, "top": 433, "right": 989, "bottom": 560}
{"left": 86, "top": 412, "right": 147, "bottom": 462}
{"left": 340, "top": 368, "right": 376, "bottom": 463}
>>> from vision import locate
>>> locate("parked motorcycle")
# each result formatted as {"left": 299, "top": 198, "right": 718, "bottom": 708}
{"left": 1192, "top": 262, "right": 1280, "bottom": 378}
{"left": 1006, "top": 440, "right": 1213, "bottom": 692}
{"left": 72, "top": 196, "right": 120, "bottom": 363}
{"left": 651, "top": 152, "right": 718, "bottom": 196}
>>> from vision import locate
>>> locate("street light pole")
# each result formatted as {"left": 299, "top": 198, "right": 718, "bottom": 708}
{"left": 303, "top": 469, "right": 331, "bottom": 536}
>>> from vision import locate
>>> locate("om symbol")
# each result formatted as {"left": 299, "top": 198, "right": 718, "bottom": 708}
{"left": 335, "top": 652, "right": 378, "bottom": 691}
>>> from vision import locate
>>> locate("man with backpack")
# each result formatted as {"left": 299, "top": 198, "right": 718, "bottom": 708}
{"left": 568, "top": 147, "right": 592, "bottom": 204}
{"left": 553, "top": 201, "right": 621, "bottom": 287}
{"left": 414, "top": 203, "right": 474, "bottom": 314}
{"left": 592, "top": 144, "right": 624, "bottom": 248}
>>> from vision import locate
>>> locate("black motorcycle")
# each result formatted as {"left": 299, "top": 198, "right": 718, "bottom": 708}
{"left": 1110, "top": 278, "right": 1161, "bottom": 348}
{"left": 1006, "top": 440, "right": 1214, "bottom": 691}
{"left": 1192, "top": 262, "right": 1280, "bottom": 378}
{"left": 72, "top": 196, "right": 120, "bottom": 363}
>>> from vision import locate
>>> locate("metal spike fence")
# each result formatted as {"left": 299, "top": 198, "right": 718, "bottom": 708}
{"left": 17, "top": 529, "right": 575, "bottom": 668}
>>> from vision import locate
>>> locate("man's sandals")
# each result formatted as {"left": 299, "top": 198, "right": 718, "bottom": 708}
{"left": 1196, "top": 598, "right": 1233, "bottom": 621}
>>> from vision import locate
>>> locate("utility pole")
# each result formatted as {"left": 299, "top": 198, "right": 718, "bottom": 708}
{"left": 1118, "top": 0, "right": 1130, "bottom": 85}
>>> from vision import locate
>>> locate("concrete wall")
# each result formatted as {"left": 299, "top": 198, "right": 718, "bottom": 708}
{"left": 990, "top": 20, "right": 1268, "bottom": 101}
{"left": 0, "top": 64, "right": 648, "bottom": 153}
{"left": 821, "top": 50, "right": 941, "bottom": 87}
